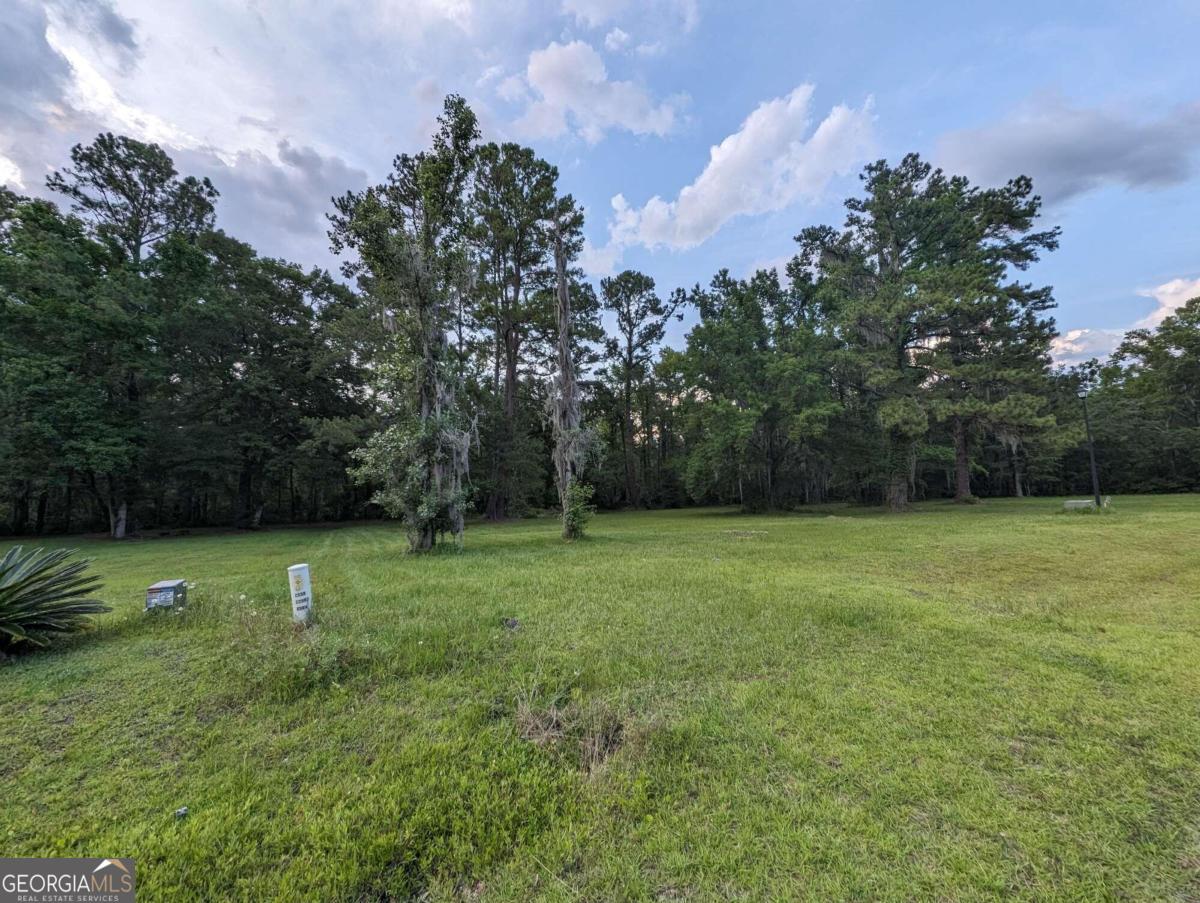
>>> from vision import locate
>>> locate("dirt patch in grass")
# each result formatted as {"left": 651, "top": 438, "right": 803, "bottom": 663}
{"left": 515, "top": 689, "right": 626, "bottom": 773}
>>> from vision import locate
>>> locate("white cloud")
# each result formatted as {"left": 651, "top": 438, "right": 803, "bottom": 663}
{"left": 1051, "top": 328, "right": 1125, "bottom": 365}
{"left": 0, "top": 152, "right": 25, "bottom": 189}
{"left": 675, "top": 0, "right": 699, "bottom": 32}
{"left": 1051, "top": 275, "right": 1200, "bottom": 364}
{"left": 513, "top": 40, "right": 682, "bottom": 143}
{"left": 45, "top": 23, "right": 205, "bottom": 154}
{"left": 563, "top": 0, "right": 626, "bottom": 27}
{"left": 335, "top": 0, "right": 478, "bottom": 35}
{"left": 578, "top": 237, "right": 624, "bottom": 276}
{"left": 1137, "top": 276, "right": 1200, "bottom": 328}
{"left": 562, "top": 0, "right": 697, "bottom": 31}
{"left": 580, "top": 84, "right": 874, "bottom": 273}
{"left": 599, "top": 28, "right": 660, "bottom": 56}
{"left": 475, "top": 64, "right": 503, "bottom": 86}
{"left": 604, "top": 27, "right": 630, "bottom": 51}
{"left": 496, "top": 73, "right": 527, "bottom": 103}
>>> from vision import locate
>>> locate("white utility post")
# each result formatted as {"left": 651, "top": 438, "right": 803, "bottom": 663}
{"left": 287, "top": 563, "right": 313, "bottom": 624}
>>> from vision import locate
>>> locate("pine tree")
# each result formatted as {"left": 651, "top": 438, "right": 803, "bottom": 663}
{"left": 330, "top": 96, "right": 480, "bottom": 551}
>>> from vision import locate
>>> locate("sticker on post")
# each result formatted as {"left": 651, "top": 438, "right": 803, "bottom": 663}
{"left": 288, "top": 563, "right": 312, "bottom": 623}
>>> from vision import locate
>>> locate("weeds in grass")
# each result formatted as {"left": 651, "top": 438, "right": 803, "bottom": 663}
{"left": 515, "top": 683, "right": 626, "bottom": 773}
{"left": 576, "top": 701, "right": 625, "bottom": 774}
{"left": 230, "top": 603, "right": 375, "bottom": 702}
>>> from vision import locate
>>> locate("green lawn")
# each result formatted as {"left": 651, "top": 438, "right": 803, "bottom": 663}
{"left": 3, "top": 498, "right": 1200, "bottom": 901}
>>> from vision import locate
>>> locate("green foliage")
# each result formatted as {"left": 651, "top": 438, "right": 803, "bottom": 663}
{"left": 794, "top": 154, "right": 1060, "bottom": 507}
{"left": 45, "top": 132, "right": 218, "bottom": 264}
{"left": 471, "top": 143, "right": 562, "bottom": 519}
{"left": 877, "top": 396, "right": 929, "bottom": 437}
{"left": 599, "top": 270, "right": 685, "bottom": 508}
{"left": 5, "top": 120, "right": 1198, "bottom": 543}
{"left": 1087, "top": 297, "right": 1200, "bottom": 493}
{"left": 561, "top": 481, "right": 595, "bottom": 540}
{"left": 330, "top": 96, "right": 480, "bottom": 551}
{"left": 0, "top": 178, "right": 375, "bottom": 537}
{"left": 0, "top": 546, "right": 110, "bottom": 649}
{"left": 350, "top": 406, "right": 472, "bottom": 550}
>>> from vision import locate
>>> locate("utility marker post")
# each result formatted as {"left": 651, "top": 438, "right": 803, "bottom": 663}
{"left": 288, "top": 563, "right": 313, "bottom": 624}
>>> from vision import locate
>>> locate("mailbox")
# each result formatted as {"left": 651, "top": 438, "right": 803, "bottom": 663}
{"left": 146, "top": 579, "right": 187, "bottom": 611}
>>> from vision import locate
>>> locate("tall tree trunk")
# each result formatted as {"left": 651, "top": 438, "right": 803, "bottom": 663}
{"left": 489, "top": 318, "right": 520, "bottom": 520}
{"left": 35, "top": 491, "right": 48, "bottom": 535}
{"left": 413, "top": 525, "right": 435, "bottom": 551}
{"left": 551, "top": 225, "right": 584, "bottom": 539}
{"left": 640, "top": 387, "right": 653, "bottom": 505}
{"left": 488, "top": 263, "right": 524, "bottom": 522}
{"left": 885, "top": 472, "right": 909, "bottom": 511}
{"left": 885, "top": 434, "right": 912, "bottom": 512}
{"left": 953, "top": 415, "right": 972, "bottom": 502}
{"left": 487, "top": 297, "right": 521, "bottom": 520}
{"left": 486, "top": 312, "right": 504, "bottom": 521}
{"left": 409, "top": 283, "right": 468, "bottom": 552}
{"left": 111, "top": 500, "right": 128, "bottom": 539}
{"left": 504, "top": 326, "right": 519, "bottom": 423}
{"left": 1010, "top": 442, "right": 1025, "bottom": 498}
{"left": 621, "top": 367, "right": 640, "bottom": 508}
{"left": 96, "top": 473, "right": 130, "bottom": 538}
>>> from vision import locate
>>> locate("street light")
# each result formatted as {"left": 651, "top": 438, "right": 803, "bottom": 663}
{"left": 1077, "top": 387, "right": 1103, "bottom": 508}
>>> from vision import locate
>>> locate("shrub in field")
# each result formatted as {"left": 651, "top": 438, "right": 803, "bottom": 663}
{"left": 0, "top": 547, "right": 111, "bottom": 650}
{"left": 562, "top": 482, "right": 596, "bottom": 540}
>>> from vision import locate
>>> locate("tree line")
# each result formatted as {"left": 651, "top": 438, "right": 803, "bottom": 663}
{"left": 2, "top": 96, "right": 1197, "bottom": 541}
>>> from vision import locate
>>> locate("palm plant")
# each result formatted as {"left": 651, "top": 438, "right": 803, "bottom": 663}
{"left": 0, "top": 546, "right": 111, "bottom": 650}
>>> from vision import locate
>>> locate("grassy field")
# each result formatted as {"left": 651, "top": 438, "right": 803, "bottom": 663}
{"left": 2, "top": 497, "right": 1199, "bottom": 901}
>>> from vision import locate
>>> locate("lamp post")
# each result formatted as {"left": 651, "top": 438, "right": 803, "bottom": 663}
{"left": 1077, "top": 388, "right": 1102, "bottom": 508}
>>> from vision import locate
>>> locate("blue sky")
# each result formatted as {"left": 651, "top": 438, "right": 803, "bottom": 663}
{"left": 3, "top": 0, "right": 1198, "bottom": 361}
